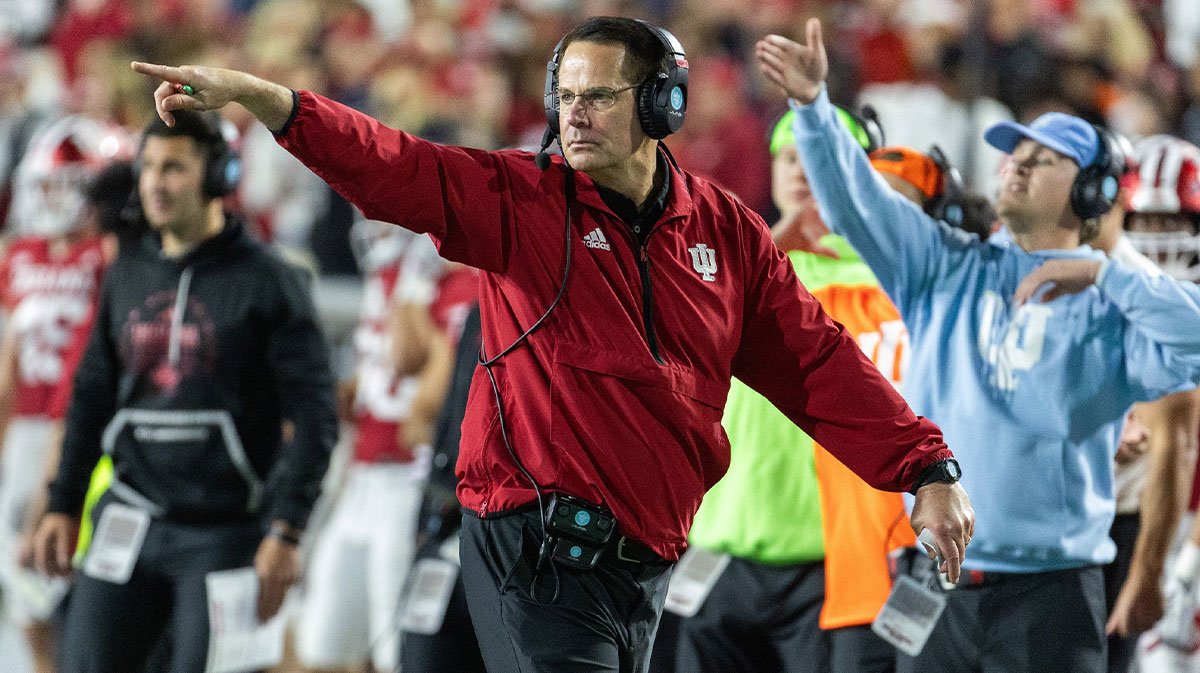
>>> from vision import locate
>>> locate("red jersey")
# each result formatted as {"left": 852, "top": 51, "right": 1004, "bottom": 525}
{"left": 352, "top": 259, "right": 479, "bottom": 463}
{"left": 0, "top": 235, "right": 106, "bottom": 417}
{"left": 278, "top": 92, "right": 950, "bottom": 560}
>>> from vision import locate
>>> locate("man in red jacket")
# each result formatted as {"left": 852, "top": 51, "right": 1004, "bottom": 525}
{"left": 132, "top": 16, "right": 973, "bottom": 673}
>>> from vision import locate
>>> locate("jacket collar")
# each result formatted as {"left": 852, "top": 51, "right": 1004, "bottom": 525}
{"left": 566, "top": 144, "right": 694, "bottom": 226}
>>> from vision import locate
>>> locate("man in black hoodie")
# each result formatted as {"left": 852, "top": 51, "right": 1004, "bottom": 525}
{"left": 30, "top": 110, "right": 338, "bottom": 673}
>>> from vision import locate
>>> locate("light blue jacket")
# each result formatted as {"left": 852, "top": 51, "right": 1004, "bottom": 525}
{"left": 790, "top": 88, "right": 1200, "bottom": 572}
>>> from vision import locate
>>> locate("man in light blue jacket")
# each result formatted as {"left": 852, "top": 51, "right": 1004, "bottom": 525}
{"left": 756, "top": 18, "right": 1200, "bottom": 673}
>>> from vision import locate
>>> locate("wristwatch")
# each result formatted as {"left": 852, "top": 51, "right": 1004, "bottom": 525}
{"left": 909, "top": 458, "right": 962, "bottom": 494}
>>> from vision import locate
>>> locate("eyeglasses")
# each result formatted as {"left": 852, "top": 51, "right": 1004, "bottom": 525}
{"left": 554, "top": 84, "right": 639, "bottom": 111}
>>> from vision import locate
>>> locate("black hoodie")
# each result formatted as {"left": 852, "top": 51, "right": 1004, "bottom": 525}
{"left": 48, "top": 218, "right": 337, "bottom": 530}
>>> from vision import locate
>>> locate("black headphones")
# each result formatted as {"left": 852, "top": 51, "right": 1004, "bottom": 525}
{"left": 926, "top": 144, "right": 966, "bottom": 228}
{"left": 543, "top": 19, "right": 688, "bottom": 141}
{"left": 199, "top": 114, "right": 240, "bottom": 199}
{"left": 136, "top": 112, "right": 241, "bottom": 200}
{"left": 1069, "top": 125, "right": 1125, "bottom": 220}
{"left": 842, "top": 104, "right": 885, "bottom": 154}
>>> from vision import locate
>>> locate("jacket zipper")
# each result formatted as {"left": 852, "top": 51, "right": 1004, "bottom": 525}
{"left": 636, "top": 238, "right": 665, "bottom": 365}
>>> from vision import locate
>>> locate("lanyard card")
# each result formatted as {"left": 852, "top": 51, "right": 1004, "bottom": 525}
{"left": 400, "top": 557, "right": 460, "bottom": 635}
{"left": 663, "top": 547, "right": 731, "bottom": 618}
{"left": 871, "top": 573, "right": 947, "bottom": 657}
{"left": 82, "top": 502, "right": 151, "bottom": 585}
{"left": 204, "top": 567, "right": 285, "bottom": 673}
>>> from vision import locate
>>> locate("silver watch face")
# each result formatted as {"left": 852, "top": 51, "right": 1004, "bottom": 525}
{"left": 946, "top": 459, "right": 962, "bottom": 480}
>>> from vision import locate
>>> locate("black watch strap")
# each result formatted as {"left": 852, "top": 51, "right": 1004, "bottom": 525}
{"left": 909, "top": 458, "right": 962, "bottom": 495}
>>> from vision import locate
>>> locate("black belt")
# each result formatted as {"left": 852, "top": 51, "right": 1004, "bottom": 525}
{"left": 604, "top": 533, "right": 670, "bottom": 567}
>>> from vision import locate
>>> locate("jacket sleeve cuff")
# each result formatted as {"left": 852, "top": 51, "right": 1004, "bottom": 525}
{"left": 267, "top": 499, "right": 313, "bottom": 533}
{"left": 907, "top": 447, "right": 956, "bottom": 492}
{"left": 46, "top": 480, "right": 86, "bottom": 517}
{"left": 787, "top": 84, "right": 834, "bottom": 136}
{"left": 273, "top": 90, "right": 302, "bottom": 138}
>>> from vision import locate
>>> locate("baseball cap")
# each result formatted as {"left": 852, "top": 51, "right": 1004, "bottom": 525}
{"left": 984, "top": 112, "right": 1100, "bottom": 167}
{"left": 869, "top": 146, "right": 943, "bottom": 201}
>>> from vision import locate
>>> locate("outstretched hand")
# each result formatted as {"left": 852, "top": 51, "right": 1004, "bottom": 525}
{"left": 755, "top": 18, "right": 828, "bottom": 105}
{"left": 131, "top": 62, "right": 294, "bottom": 133}
{"left": 131, "top": 63, "right": 243, "bottom": 127}
{"left": 910, "top": 482, "right": 974, "bottom": 584}
{"left": 1013, "top": 259, "right": 1103, "bottom": 306}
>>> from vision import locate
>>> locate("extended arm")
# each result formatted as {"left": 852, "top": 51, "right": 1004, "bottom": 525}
{"left": 131, "top": 63, "right": 520, "bottom": 273}
{"left": 732, "top": 206, "right": 973, "bottom": 580}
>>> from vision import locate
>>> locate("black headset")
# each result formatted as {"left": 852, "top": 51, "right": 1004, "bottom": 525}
{"left": 136, "top": 111, "right": 240, "bottom": 200}
{"left": 543, "top": 20, "right": 688, "bottom": 141}
{"left": 926, "top": 144, "right": 966, "bottom": 228}
{"left": 1069, "top": 125, "right": 1125, "bottom": 220}
{"left": 199, "top": 114, "right": 240, "bottom": 199}
{"left": 843, "top": 104, "right": 885, "bottom": 154}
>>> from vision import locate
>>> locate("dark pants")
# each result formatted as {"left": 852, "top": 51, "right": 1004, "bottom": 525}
{"left": 459, "top": 509, "right": 673, "bottom": 673}
{"left": 829, "top": 624, "right": 896, "bottom": 673}
{"left": 674, "top": 557, "right": 830, "bottom": 673}
{"left": 59, "top": 492, "right": 262, "bottom": 673}
{"left": 896, "top": 566, "right": 1107, "bottom": 673}
{"left": 401, "top": 530, "right": 487, "bottom": 673}
{"left": 1103, "top": 512, "right": 1140, "bottom": 673}
{"left": 646, "top": 609, "right": 680, "bottom": 673}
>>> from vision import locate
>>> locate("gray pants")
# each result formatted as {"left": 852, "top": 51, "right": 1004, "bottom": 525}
{"left": 896, "top": 566, "right": 1106, "bottom": 673}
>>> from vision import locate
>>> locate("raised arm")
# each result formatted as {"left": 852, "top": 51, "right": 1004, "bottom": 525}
{"left": 755, "top": 21, "right": 967, "bottom": 314}
{"left": 131, "top": 63, "right": 521, "bottom": 273}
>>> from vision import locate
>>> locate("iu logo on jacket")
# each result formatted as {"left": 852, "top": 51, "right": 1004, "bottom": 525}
{"left": 688, "top": 243, "right": 717, "bottom": 282}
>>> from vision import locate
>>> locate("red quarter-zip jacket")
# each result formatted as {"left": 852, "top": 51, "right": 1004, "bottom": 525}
{"left": 277, "top": 91, "right": 952, "bottom": 560}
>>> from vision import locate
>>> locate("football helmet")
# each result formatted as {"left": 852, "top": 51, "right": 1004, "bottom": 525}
{"left": 1125, "top": 135, "right": 1200, "bottom": 281}
{"left": 9, "top": 116, "right": 133, "bottom": 237}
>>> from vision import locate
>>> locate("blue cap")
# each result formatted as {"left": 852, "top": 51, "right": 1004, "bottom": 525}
{"left": 984, "top": 113, "right": 1100, "bottom": 167}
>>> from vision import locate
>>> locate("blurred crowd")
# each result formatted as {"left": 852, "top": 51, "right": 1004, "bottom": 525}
{"left": 0, "top": 0, "right": 1197, "bottom": 272}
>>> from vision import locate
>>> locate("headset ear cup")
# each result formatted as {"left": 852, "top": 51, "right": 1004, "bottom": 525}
{"left": 638, "top": 76, "right": 666, "bottom": 139}
{"left": 1070, "top": 165, "right": 1114, "bottom": 220}
{"left": 203, "top": 152, "right": 239, "bottom": 199}
{"left": 1070, "top": 126, "right": 1123, "bottom": 220}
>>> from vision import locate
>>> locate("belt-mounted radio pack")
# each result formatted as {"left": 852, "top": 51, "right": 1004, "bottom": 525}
{"left": 544, "top": 493, "right": 615, "bottom": 570}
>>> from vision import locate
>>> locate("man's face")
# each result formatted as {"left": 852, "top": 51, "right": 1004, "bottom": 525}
{"left": 771, "top": 144, "right": 813, "bottom": 215}
{"left": 556, "top": 41, "right": 647, "bottom": 175}
{"left": 137, "top": 135, "right": 209, "bottom": 234}
{"left": 995, "top": 139, "right": 1079, "bottom": 229}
